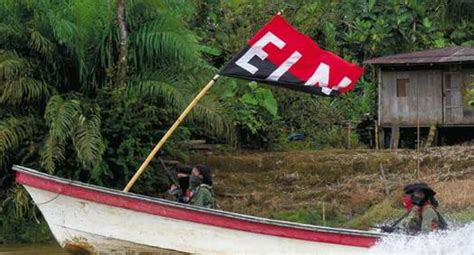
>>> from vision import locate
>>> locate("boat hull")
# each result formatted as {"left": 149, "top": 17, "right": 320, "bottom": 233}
{"left": 15, "top": 166, "right": 382, "bottom": 254}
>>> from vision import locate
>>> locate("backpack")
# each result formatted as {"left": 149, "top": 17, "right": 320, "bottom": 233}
{"left": 197, "top": 184, "right": 217, "bottom": 209}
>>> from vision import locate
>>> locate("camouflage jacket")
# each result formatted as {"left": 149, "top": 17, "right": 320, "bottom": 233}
{"left": 396, "top": 204, "right": 441, "bottom": 234}
{"left": 189, "top": 184, "right": 215, "bottom": 208}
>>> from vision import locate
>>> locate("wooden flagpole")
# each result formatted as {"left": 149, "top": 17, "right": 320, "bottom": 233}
{"left": 123, "top": 74, "right": 220, "bottom": 192}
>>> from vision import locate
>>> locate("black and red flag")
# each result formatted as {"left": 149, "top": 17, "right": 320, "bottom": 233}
{"left": 220, "top": 15, "right": 364, "bottom": 96}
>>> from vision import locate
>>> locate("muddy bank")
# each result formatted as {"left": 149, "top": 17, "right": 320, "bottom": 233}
{"left": 189, "top": 146, "right": 474, "bottom": 229}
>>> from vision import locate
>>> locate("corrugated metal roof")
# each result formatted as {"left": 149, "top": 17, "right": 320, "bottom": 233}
{"left": 364, "top": 46, "right": 474, "bottom": 65}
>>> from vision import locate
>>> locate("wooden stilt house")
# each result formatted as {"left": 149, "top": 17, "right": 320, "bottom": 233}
{"left": 364, "top": 46, "right": 474, "bottom": 148}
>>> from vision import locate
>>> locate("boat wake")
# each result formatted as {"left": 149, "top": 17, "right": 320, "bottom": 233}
{"left": 369, "top": 223, "right": 474, "bottom": 255}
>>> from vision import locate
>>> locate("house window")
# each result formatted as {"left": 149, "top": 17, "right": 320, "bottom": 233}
{"left": 396, "top": 78, "right": 408, "bottom": 97}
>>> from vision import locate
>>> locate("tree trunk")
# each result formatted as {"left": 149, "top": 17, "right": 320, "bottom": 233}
{"left": 116, "top": 0, "right": 127, "bottom": 87}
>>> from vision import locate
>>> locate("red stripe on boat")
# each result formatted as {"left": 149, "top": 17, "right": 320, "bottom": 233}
{"left": 16, "top": 171, "right": 378, "bottom": 248}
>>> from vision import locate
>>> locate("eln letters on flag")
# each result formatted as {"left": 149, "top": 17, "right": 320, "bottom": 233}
{"left": 219, "top": 15, "right": 364, "bottom": 96}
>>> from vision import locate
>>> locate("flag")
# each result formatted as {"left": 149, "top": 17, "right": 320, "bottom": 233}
{"left": 219, "top": 15, "right": 364, "bottom": 96}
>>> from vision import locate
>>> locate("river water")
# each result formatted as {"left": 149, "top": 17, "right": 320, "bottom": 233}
{"left": 369, "top": 223, "right": 474, "bottom": 255}
{"left": 0, "top": 243, "right": 69, "bottom": 254}
{"left": 1, "top": 224, "right": 473, "bottom": 255}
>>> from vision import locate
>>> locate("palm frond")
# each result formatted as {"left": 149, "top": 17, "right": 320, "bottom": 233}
{"left": 128, "top": 0, "right": 168, "bottom": 11}
{"left": 40, "top": 136, "right": 66, "bottom": 174}
{"left": 0, "top": 0, "right": 16, "bottom": 15}
{"left": 0, "top": 23, "right": 26, "bottom": 44}
{"left": 0, "top": 2, "right": 27, "bottom": 44}
{"left": 42, "top": 95, "right": 105, "bottom": 172}
{"left": 0, "top": 77, "right": 55, "bottom": 105}
{"left": 125, "top": 78, "right": 234, "bottom": 140}
{"left": 130, "top": 13, "right": 201, "bottom": 70}
{"left": 71, "top": 0, "right": 108, "bottom": 41}
{"left": 125, "top": 79, "right": 187, "bottom": 110}
{"left": 6, "top": 185, "right": 35, "bottom": 219}
{"left": 72, "top": 111, "right": 105, "bottom": 170}
{"left": 0, "top": 117, "right": 35, "bottom": 167}
{"left": 47, "top": 11, "right": 78, "bottom": 48}
{"left": 126, "top": 0, "right": 168, "bottom": 28}
{"left": 192, "top": 99, "right": 235, "bottom": 141}
{"left": 44, "top": 95, "right": 82, "bottom": 140}
{"left": 163, "top": 0, "right": 196, "bottom": 18}
{"left": 0, "top": 51, "right": 29, "bottom": 80}
{"left": 29, "top": 31, "right": 57, "bottom": 62}
{"left": 70, "top": 0, "right": 109, "bottom": 87}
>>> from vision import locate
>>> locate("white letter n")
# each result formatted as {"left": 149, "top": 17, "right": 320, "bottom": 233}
{"left": 305, "top": 63, "right": 330, "bottom": 87}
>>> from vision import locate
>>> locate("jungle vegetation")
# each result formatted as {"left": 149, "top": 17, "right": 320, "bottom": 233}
{"left": 0, "top": 0, "right": 473, "bottom": 243}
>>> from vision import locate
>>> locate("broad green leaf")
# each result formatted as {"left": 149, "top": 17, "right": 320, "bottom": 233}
{"left": 368, "top": 0, "right": 376, "bottom": 12}
{"left": 221, "top": 80, "right": 237, "bottom": 98}
{"left": 433, "top": 38, "right": 446, "bottom": 48}
{"left": 240, "top": 93, "right": 258, "bottom": 106}
{"left": 422, "top": 17, "right": 432, "bottom": 29}
{"left": 199, "top": 45, "right": 222, "bottom": 56}
{"left": 248, "top": 81, "right": 258, "bottom": 90}
{"left": 256, "top": 89, "right": 278, "bottom": 116}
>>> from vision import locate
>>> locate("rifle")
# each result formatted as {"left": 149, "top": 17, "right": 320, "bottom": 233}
{"left": 374, "top": 211, "right": 411, "bottom": 233}
{"left": 158, "top": 157, "right": 179, "bottom": 186}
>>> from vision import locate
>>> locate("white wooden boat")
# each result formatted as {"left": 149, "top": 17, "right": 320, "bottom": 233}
{"left": 14, "top": 165, "right": 383, "bottom": 254}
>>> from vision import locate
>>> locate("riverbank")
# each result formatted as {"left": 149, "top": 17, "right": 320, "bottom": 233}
{"left": 190, "top": 146, "right": 474, "bottom": 229}
{"left": 2, "top": 146, "right": 473, "bottom": 245}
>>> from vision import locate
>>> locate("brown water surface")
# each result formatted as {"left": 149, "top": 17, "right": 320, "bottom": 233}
{"left": 0, "top": 243, "right": 70, "bottom": 255}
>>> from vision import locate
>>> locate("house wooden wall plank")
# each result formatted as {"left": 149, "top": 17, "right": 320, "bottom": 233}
{"left": 380, "top": 70, "right": 443, "bottom": 127}
{"left": 366, "top": 46, "right": 474, "bottom": 129}
{"left": 460, "top": 70, "right": 474, "bottom": 124}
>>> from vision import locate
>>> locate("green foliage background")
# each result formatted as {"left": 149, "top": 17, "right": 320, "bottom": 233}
{"left": 0, "top": 0, "right": 473, "bottom": 243}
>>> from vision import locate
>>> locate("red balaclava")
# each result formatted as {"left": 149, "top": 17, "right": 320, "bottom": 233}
{"left": 402, "top": 194, "right": 413, "bottom": 211}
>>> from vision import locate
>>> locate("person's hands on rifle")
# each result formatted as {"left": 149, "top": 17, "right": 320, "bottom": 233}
{"left": 380, "top": 226, "right": 396, "bottom": 233}
{"left": 177, "top": 173, "right": 189, "bottom": 178}
{"left": 168, "top": 184, "right": 182, "bottom": 196}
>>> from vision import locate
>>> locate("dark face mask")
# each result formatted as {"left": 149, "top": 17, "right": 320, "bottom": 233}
{"left": 411, "top": 196, "right": 424, "bottom": 206}
{"left": 189, "top": 175, "right": 202, "bottom": 188}
{"left": 411, "top": 189, "right": 428, "bottom": 206}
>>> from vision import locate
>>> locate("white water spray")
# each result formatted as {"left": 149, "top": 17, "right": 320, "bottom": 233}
{"left": 369, "top": 223, "right": 474, "bottom": 255}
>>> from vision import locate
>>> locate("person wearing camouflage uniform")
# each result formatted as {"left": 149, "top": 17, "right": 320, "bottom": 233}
{"left": 382, "top": 183, "right": 447, "bottom": 234}
{"left": 397, "top": 202, "right": 441, "bottom": 234}
{"left": 189, "top": 179, "right": 215, "bottom": 208}
{"left": 187, "top": 165, "right": 215, "bottom": 208}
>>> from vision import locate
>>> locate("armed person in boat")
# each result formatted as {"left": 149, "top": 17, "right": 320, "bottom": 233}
{"left": 169, "top": 164, "right": 215, "bottom": 208}
{"left": 381, "top": 183, "right": 447, "bottom": 234}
